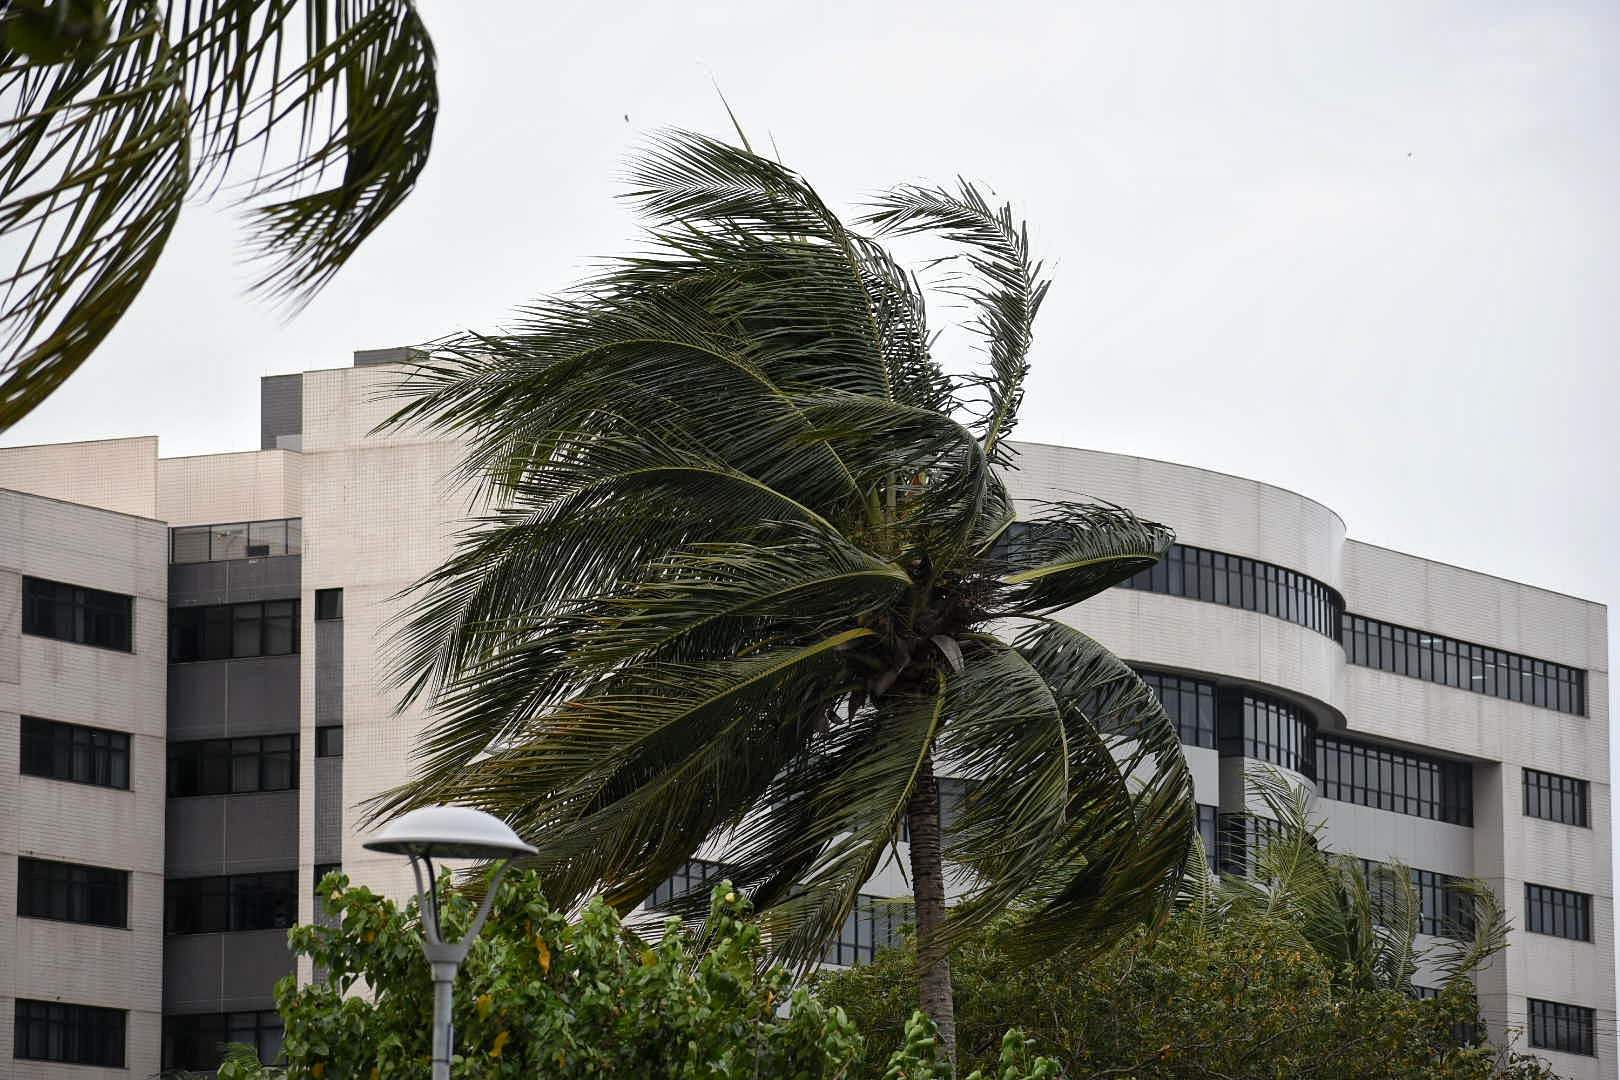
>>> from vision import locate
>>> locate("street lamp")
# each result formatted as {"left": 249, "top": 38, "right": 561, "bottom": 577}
{"left": 363, "top": 806, "right": 536, "bottom": 1080}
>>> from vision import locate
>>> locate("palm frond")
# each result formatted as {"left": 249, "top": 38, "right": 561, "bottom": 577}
{"left": 995, "top": 501, "right": 1173, "bottom": 615}
{"left": 0, "top": 0, "right": 437, "bottom": 429}
{"left": 0, "top": 4, "right": 188, "bottom": 427}
{"left": 860, "top": 180, "right": 1050, "bottom": 464}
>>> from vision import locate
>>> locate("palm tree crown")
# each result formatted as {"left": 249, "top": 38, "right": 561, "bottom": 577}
{"left": 378, "top": 131, "right": 1196, "bottom": 1050}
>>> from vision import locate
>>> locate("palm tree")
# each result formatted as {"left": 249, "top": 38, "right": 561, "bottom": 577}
{"left": 0, "top": 1, "right": 437, "bottom": 429}
{"left": 376, "top": 129, "right": 1196, "bottom": 1063}
{"left": 1184, "top": 770, "right": 1509, "bottom": 996}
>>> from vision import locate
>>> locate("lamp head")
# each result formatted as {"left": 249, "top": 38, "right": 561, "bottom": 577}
{"left": 363, "top": 805, "right": 537, "bottom": 861}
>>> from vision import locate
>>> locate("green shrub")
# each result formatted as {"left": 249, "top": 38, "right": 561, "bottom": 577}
{"left": 215, "top": 870, "right": 1054, "bottom": 1080}
{"left": 813, "top": 915, "right": 1557, "bottom": 1080}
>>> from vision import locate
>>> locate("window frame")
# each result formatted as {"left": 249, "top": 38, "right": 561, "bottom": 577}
{"left": 1522, "top": 768, "right": 1590, "bottom": 828}
{"left": 13, "top": 999, "right": 126, "bottom": 1067}
{"left": 165, "top": 870, "right": 298, "bottom": 935}
{"left": 167, "top": 735, "right": 299, "bottom": 797}
{"left": 17, "top": 856, "right": 130, "bottom": 929}
{"left": 1525, "top": 882, "right": 1592, "bottom": 942}
{"left": 1528, "top": 998, "right": 1595, "bottom": 1057}
{"left": 21, "top": 575, "right": 134, "bottom": 652}
{"left": 20, "top": 715, "right": 131, "bottom": 790}
{"left": 170, "top": 600, "right": 301, "bottom": 662}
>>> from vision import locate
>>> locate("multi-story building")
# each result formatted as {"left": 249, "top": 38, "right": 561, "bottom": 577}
{"left": 0, "top": 351, "right": 1611, "bottom": 1078}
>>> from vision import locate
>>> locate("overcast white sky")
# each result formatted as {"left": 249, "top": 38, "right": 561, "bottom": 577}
{"left": 6, "top": 0, "right": 1619, "bottom": 880}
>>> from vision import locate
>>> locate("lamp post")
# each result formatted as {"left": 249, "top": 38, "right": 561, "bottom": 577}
{"left": 363, "top": 806, "right": 536, "bottom": 1080}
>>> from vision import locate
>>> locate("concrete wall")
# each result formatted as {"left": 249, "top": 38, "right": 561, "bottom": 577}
{"left": 157, "top": 449, "right": 303, "bottom": 527}
{"left": 0, "top": 437, "right": 158, "bottom": 519}
{"left": 0, "top": 489, "right": 168, "bottom": 1078}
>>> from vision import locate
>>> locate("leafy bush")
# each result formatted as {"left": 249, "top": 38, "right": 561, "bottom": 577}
{"left": 813, "top": 915, "right": 1558, "bottom": 1080}
{"left": 214, "top": 870, "right": 1055, "bottom": 1080}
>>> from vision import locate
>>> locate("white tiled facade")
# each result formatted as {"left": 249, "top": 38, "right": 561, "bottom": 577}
{"left": 0, "top": 357, "right": 1612, "bottom": 1077}
{"left": 0, "top": 489, "right": 169, "bottom": 1078}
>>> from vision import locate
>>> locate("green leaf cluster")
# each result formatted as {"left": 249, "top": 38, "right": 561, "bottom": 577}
{"left": 210, "top": 868, "right": 1053, "bottom": 1080}
{"left": 813, "top": 915, "right": 1558, "bottom": 1080}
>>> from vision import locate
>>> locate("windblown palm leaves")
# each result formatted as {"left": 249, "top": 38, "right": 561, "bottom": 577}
{"left": 377, "top": 131, "right": 1196, "bottom": 980}
{"left": 0, "top": 0, "right": 436, "bottom": 428}
{"left": 1183, "top": 769, "right": 1509, "bottom": 994}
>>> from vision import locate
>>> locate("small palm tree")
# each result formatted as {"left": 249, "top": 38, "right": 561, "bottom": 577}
{"left": 0, "top": 0, "right": 437, "bottom": 428}
{"left": 1184, "top": 770, "right": 1509, "bottom": 995}
{"left": 377, "top": 129, "right": 1196, "bottom": 1061}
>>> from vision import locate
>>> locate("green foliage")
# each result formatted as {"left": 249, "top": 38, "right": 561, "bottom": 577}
{"left": 813, "top": 916, "right": 1558, "bottom": 1080}
{"left": 214, "top": 868, "right": 1049, "bottom": 1080}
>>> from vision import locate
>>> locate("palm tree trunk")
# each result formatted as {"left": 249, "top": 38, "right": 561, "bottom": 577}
{"left": 906, "top": 753, "right": 956, "bottom": 1067}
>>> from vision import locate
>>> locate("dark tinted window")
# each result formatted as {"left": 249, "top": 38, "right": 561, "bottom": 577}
{"left": 315, "top": 587, "right": 343, "bottom": 621}
{"left": 1525, "top": 883, "right": 1591, "bottom": 941}
{"left": 821, "top": 894, "right": 913, "bottom": 966}
{"left": 1361, "top": 860, "right": 1473, "bottom": 940}
{"left": 21, "top": 576, "right": 133, "bottom": 651}
{"left": 1221, "top": 691, "right": 1314, "bottom": 777}
{"left": 1528, "top": 999, "right": 1594, "bottom": 1056}
{"left": 1340, "top": 614, "right": 1584, "bottom": 716}
{"left": 1215, "top": 813, "right": 1282, "bottom": 877}
{"left": 163, "top": 1010, "right": 284, "bottom": 1071}
{"left": 1196, "top": 804, "right": 1217, "bottom": 864}
{"left": 170, "top": 600, "right": 299, "bottom": 662}
{"left": 315, "top": 726, "right": 343, "bottom": 757}
{"left": 168, "top": 736, "right": 298, "bottom": 797}
{"left": 1137, "top": 670, "right": 1217, "bottom": 749}
{"left": 14, "top": 1000, "right": 125, "bottom": 1067}
{"left": 647, "top": 858, "right": 734, "bottom": 910}
{"left": 1523, "top": 768, "right": 1589, "bottom": 827}
{"left": 1118, "top": 543, "right": 1343, "bottom": 639}
{"left": 18, "top": 858, "right": 128, "bottom": 928}
{"left": 1315, "top": 735, "right": 1472, "bottom": 825}
{"left": 166, "top": 871, "right": 297, "bottom": 934}
{"left": 20, "top": 716, "right": 130, "bottom": 789}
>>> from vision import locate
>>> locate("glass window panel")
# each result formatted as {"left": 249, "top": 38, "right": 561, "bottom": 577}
{"left": 211, "top": 523, "right": 248, "bottom": 561}
{"left": 247, "top": 520, "right": 287, "bottom": 557}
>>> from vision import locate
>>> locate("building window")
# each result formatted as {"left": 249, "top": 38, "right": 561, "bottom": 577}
{"left": 314, "top": 587, "right": 343, "bottom": 621}
{"left": 165, "top": 870, "right": 297, "bottom": 934}
{"left": 1215, "top": 813, "right": 1282, "bottom": 877}
{"left": 13, "top": 999, "right": 125, "bottom": 1067}
{"left": 1220, "top": 691, "right": 1314, "bottom": 777}
{"left": 169, "top": 600, "right": 299, "bottom": 662}
{"left": 170, "top": 518, "right": 302, "bottom": 563}
{"left": 163, "top": 1010, "right": 284, "bottom": 1072}
{"left": 647, "top": 858, "right": 735, "bottom": 910}
{"left": 315, "top": 726, "right": 343, "bottom": 758}
{"left": 167, "top": 736, "right": 298, "bottom": 797}
{"left": 1137, "top": 670, "right": 1217, "bottom": 749}
{"left": 1523, "top": 768, "right": 1589, "bottom": 827}
{"left": 821, "top": 894, "right": 913, "bottom": 966}
{"left": 1118, "top": 542, "right": 1344, "bottom": 640}
{"left": 1196, "top": 804, "right": 1218, "bottom": 864}
{"left": 18, "top": 857, "right": 128, "bottom": 928}
{"left": 1525, "top": 884, "right": 1591, "bottom": 942}
{"left": 20, "top": 716, "right": 130, "bottom": 789}
{"left": 21, "top": 576, "right": 133, "bottom": 651}
{"left": 1361, "top": 861, "right": 1472, "bottom": 940}
{"left": 1528, "top": 999, "right": 1594, "bottom": 1057}
{"left": 1339, "top": 614, "right": 1584, "bottom": 716}
{"left": 1314, "top": 734, "right": 1473, "bottom": 826}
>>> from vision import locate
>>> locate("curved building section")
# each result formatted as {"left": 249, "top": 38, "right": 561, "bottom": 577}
{"left": 1004, "top": 441, "right": 1612, "bottom": 1080}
